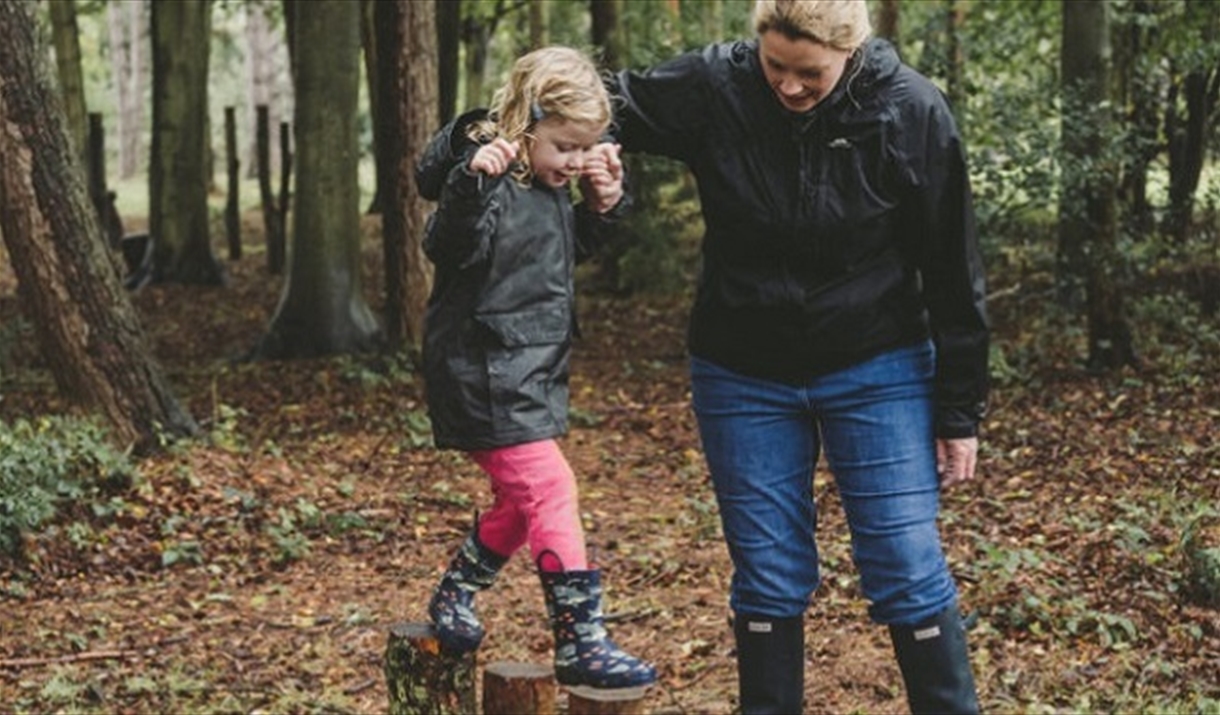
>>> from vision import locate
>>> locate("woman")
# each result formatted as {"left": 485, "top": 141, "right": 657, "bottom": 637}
{"left": 608, "top": 1, "right": 988, "bottom": 712}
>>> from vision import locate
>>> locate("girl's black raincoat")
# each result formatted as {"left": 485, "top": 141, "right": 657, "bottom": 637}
{"left": 416, "top": 115, "right": 624, "bottom": 450}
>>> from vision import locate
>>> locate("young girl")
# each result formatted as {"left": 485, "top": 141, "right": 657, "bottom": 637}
{"left": 413, "top": 46, "right": 656, "bottom": 690}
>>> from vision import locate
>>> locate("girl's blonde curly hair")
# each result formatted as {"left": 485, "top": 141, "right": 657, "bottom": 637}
{"left": 468, "top": 46, "right": 612, "bottom": 184}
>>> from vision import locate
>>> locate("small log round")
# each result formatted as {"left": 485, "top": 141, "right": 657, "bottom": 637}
{"left": 482, "top": 661, "right": 557, "bottom": 714}
{"left": 384, "top": 622, "right": 476, "bottom": 715}
{"left": 566, "top": 685, "right": 649, "bottom": 715}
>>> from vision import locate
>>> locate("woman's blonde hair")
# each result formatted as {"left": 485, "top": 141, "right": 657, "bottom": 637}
{"left": 752, "top": 0, "right": 872, "bottom": 51}
{"left": 469, "top": 46, "right": 612, "bottom": 184}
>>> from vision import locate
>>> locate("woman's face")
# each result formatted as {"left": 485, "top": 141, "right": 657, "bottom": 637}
{"left": 527, "top": 118, "right": 604, "bottom": 188}
{"left": 758, "top": 30, "right": 852, "bottom": 113}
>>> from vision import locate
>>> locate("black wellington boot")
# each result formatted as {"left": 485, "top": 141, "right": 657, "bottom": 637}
{"left": 733, "top": 614, "right": 805, "bottom": 715}
{"left": 888, "top": 606, "right": 980, "bottom": 715}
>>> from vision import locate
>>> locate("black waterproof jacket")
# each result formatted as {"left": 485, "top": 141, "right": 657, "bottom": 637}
{"left": 610, "top": 38, "right": 989, "bottom": 437}
{"left": 415, "top": 113, "right": 624, "bottom": 450}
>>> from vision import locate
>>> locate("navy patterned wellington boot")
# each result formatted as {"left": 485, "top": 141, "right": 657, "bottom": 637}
{"left": 538, "top": 567, "right": 657, "bottom": 689}
{"left": 427, "top": 531, "right": 508, "bottom": 653}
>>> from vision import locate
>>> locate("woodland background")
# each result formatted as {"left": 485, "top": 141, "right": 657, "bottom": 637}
{"left": 0, "top": 0, "right": 1218, "bottom": 713}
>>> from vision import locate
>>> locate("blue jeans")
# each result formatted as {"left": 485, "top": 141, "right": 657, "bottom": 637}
{"left": 690, "top": 341, "right": 957, "bottom": 626}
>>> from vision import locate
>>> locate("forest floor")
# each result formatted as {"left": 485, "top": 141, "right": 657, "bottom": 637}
{"left": 0, "top": 212, "right": 1218, "bottom": 715}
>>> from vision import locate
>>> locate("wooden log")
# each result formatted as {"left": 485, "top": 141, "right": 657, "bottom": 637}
{"left": 566, "top": 685, "right": 649, "bottom": 715}
{"left": 384, "top": 622, "right": 476, "bottom": 715}
{"left": 482, "top": 661, "right": 557, "bottom": 715}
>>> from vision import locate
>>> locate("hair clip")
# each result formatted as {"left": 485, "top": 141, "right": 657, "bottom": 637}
{"left": 529, "top": 101, "right": 546, "bottom": 123}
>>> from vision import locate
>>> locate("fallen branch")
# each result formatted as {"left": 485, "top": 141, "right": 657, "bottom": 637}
{"left": 0, "top": 649, "right": 138, "bottom": 669}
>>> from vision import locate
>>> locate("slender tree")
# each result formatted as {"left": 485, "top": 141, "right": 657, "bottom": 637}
{"left": 150, "top": 0, "right": 224, "bottom": 285}
{"left": 1164, "top": 0, "right": 1220, "bottom": 243}
{"left": 254, "top": 0, "right": 380, "bottom": 359}
{"left": 375, "top": 0, "right": 437, "bottom": 352}
{"left": 0, "top": 0, "right": 199, "bottom": 450}
{"left": 528, "top": 0, "right": 548, "bottom": 50}
{"left": 107, "top": 0, "right": 145, "bottom": 180}
{"left": 436, "top": 0, "right": 460, "bottom": 123}
{"left": 1060, "top": 0, "right": 1134, "bottom": 369}
{"left": 591, "top": 0, "right": 623, "bottom": 71}
{"left": 876, "top": 0, "right": 900, "bottom": 47}
{"left": 47, "top": 0, "right": 87, "bottom": 160}
{"left": 361, "top": 0, "right": 387, "bottom": 214}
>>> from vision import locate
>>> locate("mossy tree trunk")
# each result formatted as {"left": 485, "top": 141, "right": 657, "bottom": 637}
{"left": 47, "top": 0, "right": 87, "bottom": 162}
{"left": 0, "top": 0, "right": 199, "bottom": 451}
{"left": 254, "top": 0, "right": 380, "bottom": 359}
{"left": 150, "top": 0, "right": 224, "bottom": 286}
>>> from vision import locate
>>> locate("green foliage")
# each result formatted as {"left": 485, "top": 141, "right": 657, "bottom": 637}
{"left": 0, "top": 416, "right": 135, "bottom": 556}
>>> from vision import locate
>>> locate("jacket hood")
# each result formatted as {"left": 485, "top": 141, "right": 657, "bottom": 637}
{"left": 416, "top": 109, "right": 488, "bottom": 202}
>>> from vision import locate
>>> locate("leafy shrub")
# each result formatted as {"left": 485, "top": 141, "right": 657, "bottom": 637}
{"left": 0, "top": 416, "right": 135, "bottom": 556}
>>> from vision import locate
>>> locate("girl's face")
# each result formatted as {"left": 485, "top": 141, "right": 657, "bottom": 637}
{"left": 528, "top": 118, "right": 604, "bottom": 188}
{"left": 758, "top": 30, "right": 851, "bottom": 113}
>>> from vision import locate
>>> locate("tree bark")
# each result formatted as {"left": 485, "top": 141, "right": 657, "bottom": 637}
{"left": 107, "top": 0, "right": 144, "bottom": 180}
{"left": 379, "top": 0, "right": 437, "bottom": 352}
{"left": 362, "top": 0, "right": 388, "bottom": 215}
{"left": 47, "top": 0, "right": 87, "bottom": 162}
{"left": 0, "top": 0, "right": 199, "bottom": 451}
{"left": 1060, "top": 0, "right": 1135, "bottom": 370}
{"left": 591, "top": 0, "right": 623, "bottom": 71}
{"left": 255, "top": 0, "right": 379, "bottom": 359}
{"left": 1163, "top": 0, "right": 1219, "bottom": 242}
{"left": 243, "top": 0, "right": 283, "bottom": 181}
{"left": 528, "top": 0, "right": 549, "bottom": 50}
{"left": 436, "top": 0, "right": 460, "bottom": 124}
{"left": 876, "top": 0, "right": 900, "bottom": 46}
{"left": 150, "top": 0, "right": 224, "bottom": 286}
{"left": 384, "top": 623, "right": 476, "bottom": 715}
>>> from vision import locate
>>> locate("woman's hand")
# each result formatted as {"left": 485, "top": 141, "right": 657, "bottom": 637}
{"left": 579, "top": 142, "right": 624, "bottom": 213}
{"left": 936, "top": 437, "right": 978, "bottom": 490}
{"left": 469, "top": 138, "right": 519, "bottom": 176}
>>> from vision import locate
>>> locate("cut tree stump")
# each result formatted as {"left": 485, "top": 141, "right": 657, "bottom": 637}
{"left": 384, "top": 622, "right": 476, "bottom": 715}
{"left": 482, "top": 661, "right": 557, "bottom": 714}
{"left": 1184, "top": 514, "right": 1220, "bottom": 608}
{"left": 566, "top": 685, "right": 649, "bottom": 715}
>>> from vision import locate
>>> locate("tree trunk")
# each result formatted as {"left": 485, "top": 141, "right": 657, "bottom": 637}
{"left": 1165, "top": 68, "right": 1218, "bottom": 242}
{"left": 944, "top": 0, "right": 965, "bottom": 119}
{"left": 1060, "top": 0, "right": 1135, "bottom": 370}
{"left": 255, "top": 0, "right": 380, "bottom": 359}
{"left": 591, "top": 0, "right": 623, "bottom": 71}
{"left": 244, "top": 0, "right": 282, "bottom": 181}
{"left": 528, "top": 0, "right": 549, "bottom": 50}
{"left": 362, "top": 0, "right": 388, "bottom": 215}
{"left": 436, "top": 0, "right": 460, "bottom": 123}
{"left": 108, "top": 0, "right": 144, "bottom": 180}
{"left": 876, "top": 0, "right": 900, "bottom": 46}
{"left": 47, "top": 0, "right": 87, "bottom": 162}
{"left": 1163, "top": 0, "right": 1219, "bottom": 242}
{"left": 462, "top": 15, "right": 489, "bottom": 108}
{"left": 0, "top": 0, "right": 199, "bottom": 451}
{"left": 379, "top": 0, "right": 437, "bottom": 352}
{"left": 1115, "top": 0, "right": 1158, "bottom": 236}
{"left": 150, "top": 0, "right": 224, "bottom": 285}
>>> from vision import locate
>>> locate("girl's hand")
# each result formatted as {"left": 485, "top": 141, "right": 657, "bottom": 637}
{"left": 579, "top": 143, "right": 623, "bottom": 214}
{"left": 469, "top": 138, "right": 519, "bottom": 177}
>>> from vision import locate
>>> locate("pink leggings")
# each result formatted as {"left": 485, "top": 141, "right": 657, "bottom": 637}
{"left": 470, "top": 439, "right": 587, "bottom": 572}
